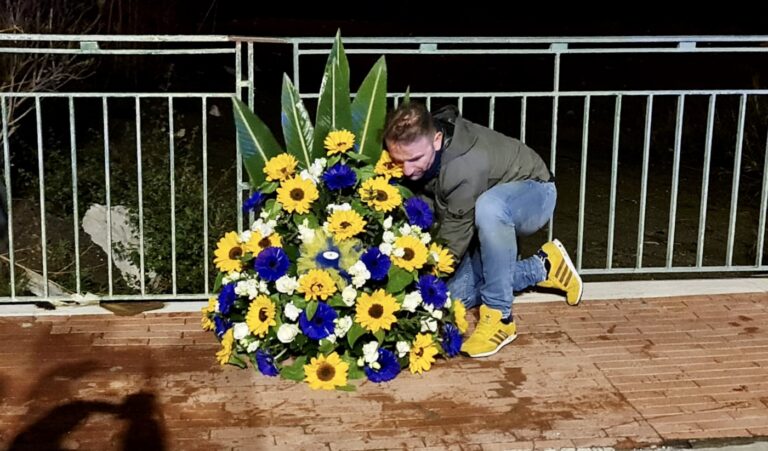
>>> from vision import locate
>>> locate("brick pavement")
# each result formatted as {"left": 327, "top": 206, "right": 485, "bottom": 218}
{"left": 1, "top": 293, "right": 767, "bottom": 450}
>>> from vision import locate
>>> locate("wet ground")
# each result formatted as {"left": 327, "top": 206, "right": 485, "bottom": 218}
{"left": 1, "top": 292, "right": 767, "bottom": 450}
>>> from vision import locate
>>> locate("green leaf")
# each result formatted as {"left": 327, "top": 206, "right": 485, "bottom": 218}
{"left": 318, "top": 339, "right": 335, "bottom": 354}
{"left": 336, "top": 384, "right": 357, "bottom": 392}
{"left": 328, "top": 295, "right": 348, "bottom": 308}
{"left": 291, "top": 295, "right": 307, "bottom": 309}
{"left": 351, "top": 56, "right": 387, "bottom": 160}
{"left": 281, "top": 74, "right": 315, "bottom": 167}
{"left": 228, "top": 353, "right": 247, "bottom": 369}
{"left": 373, "top": 329, "right": 385, "bottom": 343}
{"left": 342, "top": 353, "right": 366, "bottom": 380}
{"left": 347, "top": 322, "right": 366, "bottom": 348}
{"left": 397, "top": 184, "right": 414, "bottom": 200}
{"left": 386, "top": 265, "right": 414, "bottom": 293}
{"left": 213, "top": 272, "right": 224, "bottom": 292}
{"left": 305, "top": 300, "right": 318, "bottom": 321}
{"left": 261, "top": 182, "right": 278, "bottom": 194}
{"left": 313, "top": 31, "right": 353, "bottom": 159}
{"left": 292, "top": 212, "right": 319, "bottom": 228}
{"left": 402, "top": 86, "right": 411, "bottom": 106}
{"left": 284, "top": 244, "right": 299, "bottom": 263}
{"left": 346, "top": 152, "right": 372, "bottom": 163}
{"left": 231, "top": 97, "right": 284, "bottom": 187}
{"left": 279, "top": 356, "right": 307, "bottom": 381}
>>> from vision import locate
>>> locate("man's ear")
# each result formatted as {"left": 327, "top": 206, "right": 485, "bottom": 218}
{"left": 433, "top": 131, "right": 443, "bottom": 150}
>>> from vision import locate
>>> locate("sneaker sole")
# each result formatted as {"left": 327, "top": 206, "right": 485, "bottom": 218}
{"left": 463, "top": 333, "right": 518, "bottom": 358}
{"left": 553, "top": 239, "right": 583, "bottom": 306}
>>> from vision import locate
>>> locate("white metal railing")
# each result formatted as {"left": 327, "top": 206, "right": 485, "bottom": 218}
{"left": 1, "top": 34, "right": 767, "bottom": 304}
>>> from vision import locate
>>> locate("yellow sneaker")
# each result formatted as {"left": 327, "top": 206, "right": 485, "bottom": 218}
{"left": 460, "top": 305, "right": 518, "bottom": 358}
{"left": 537, "top": 239, "right": 583, "bottom": 306}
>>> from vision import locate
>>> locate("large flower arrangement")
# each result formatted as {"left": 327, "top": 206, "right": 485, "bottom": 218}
{"left": 202, "top": 34, "right": 467, "bottom": 390}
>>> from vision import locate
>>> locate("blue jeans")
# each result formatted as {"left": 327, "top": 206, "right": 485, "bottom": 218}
{"left": 447, "top": 180, "right": 557, "bottom": 318}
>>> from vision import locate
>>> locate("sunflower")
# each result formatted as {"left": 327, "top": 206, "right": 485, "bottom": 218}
{"left": 304, "top": 351, "right": 349, "bottom": 390}
{"left": 200, "top": 297, "right": 217, "bottom": 331}
{"left": 358, "top": 177, "right": 402, "bottom": 212}
{"left": 429, "top": 243, "right": 455, "bottom": 275}
{"left": 244, "top": 231, "right": 282, "bottom": 255}
{"left": 213, "top": 231, "right": 245, "bottom": 272}
{"left": 409, "top": 333, "right": 438, "bottom": 374}
{"left": 246, "top": 295, "right": 277, "bottom": 337}
{"left": 264, "top": 153, "right": 298, "bottom": 181}
{"left": 216, "top": 328, "right": 234, "bottom": 366}
{"left": 327, "top": 209, "right": 367, "bottom": 241}
{"left": 297, "top": 269, "right": 337, "bottom": 301}
{"left": 391, "top": 235, "right": 429, "bottom": 272}
{"left": 452, "top": 300, "right": 468, "bottom": 334}
{"left": 374, "top": 150, "right": 404, "bottom": 179}
{"left": 323, "top": 129, "right": 355, "bottom": 155}
{"left": 355, "top": 289, "right": 399, "bottom": 332}
{"left": 277, "top": 176, "right": 319, "bottom": 214}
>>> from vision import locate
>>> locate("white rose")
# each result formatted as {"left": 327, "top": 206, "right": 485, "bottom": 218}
{"left": 396, "top": 341, "right": 411, "bottom": 358}
{"left": 420, "top": 317, "right": 438, "bottom": 333}
{"left": 383, "top": 216, "right": 393, "bottom": 230}
{"left": 399, "top": 224, "right": 412, "bottom": 236}
{"left": 235, "top": 279, "right": 256, "bottom": 297}
{"left": 223, "top": 270, "right": 242, "bottom": 285}
{"left": 299, "top": 169, "right": 319, "bottom": 184}
{"left": 297, "top": 220, "right": 315, "bottom": 244}
{"left": 334, "top": 316, "right": 353, "bottom": 337}
{"left": 382, "top": 231, "right": 396, "bottom": 244}
{"left": 379, "top": 242, "right": 393, "bottom": 256}
{"left": 431, "top": 309, "right": 443, "bottom": 320}
{"left": 362, "top": 341, "right": 379, "bottom": 364}
{"left": 239, "top": 230, "right": 252, "bottom": 243}
{"left": 341, "top": 286, "right": 357, "bottom": 306}
{"left": 326, "top": 202, "right": 351, "bottom": 212}
{"left": 233, "top": 322, "right": 250, "bottom": 340}
{"left": 258, "top": 280, "right": 269, "bottom": 294}
{"left": 246, "top": 340, "right": 261, "bottom": 353}
{"left": 352, "top": 273, "right": 368, "bottom": 288}
{"left": 393, "top": 247, "right": 405, "bottom": 258}
{"left": 277, "top": 323, "right": 300, "bottom": 343}
{"left": 283, "top": 302, "right": 301, "bottom": 321}
{"left": 402, "top": 291, "right": 422, "bottom": 313}
{"left": 420, "top": 232, "right": 431, "bottom": 244}
{"left": 275, "top": 275, "right": 298, "bottom": 295}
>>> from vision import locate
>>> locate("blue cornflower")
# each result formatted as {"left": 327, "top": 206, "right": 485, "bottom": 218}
{"left": 417, "top": 274, "right": 448, "bottom": 309}
{"left": 255, "top": 349, "right": 279, "bottom": 377}
{"left": 298, "top": 302, "right": 337, "bottom": 340}
{"left": 404, "top": 197, "right": 433, "bottom": 229}
{"left": 442, "top": 323, "right": 462, "bottom": 357}
{"left": 218, "top": 283, "right": 237, "bottom": 315}
{"left": 322, "top": 163, "right": 357, "bottom": 190}
{"left": 213, "top": 316, "right": 231, "bottom": 338}
{"left": 253, "top": 247, "right": 290, "bottom": 282}
{"left": 364, "top": 348, "right": 401, "bottom": 383}
{"left": 243, "top": 191, "right": 266, "bottom": 213}
{"left": 361, "top": 247, "right": 391, "bottom": 281}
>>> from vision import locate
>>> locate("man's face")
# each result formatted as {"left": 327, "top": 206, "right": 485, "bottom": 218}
{"left": 386, "top": 131, "right": 442, "bottom": 181}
